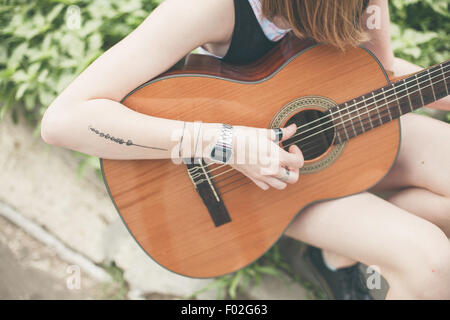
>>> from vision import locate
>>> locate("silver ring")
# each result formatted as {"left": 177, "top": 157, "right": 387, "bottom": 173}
{"left": 273, "top": 128, "right": 283, "bottom": 142}
{"left": 279, "top": 168, "right": 290, "bottom": 182}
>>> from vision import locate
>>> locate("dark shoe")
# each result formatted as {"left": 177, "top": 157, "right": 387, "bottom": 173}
{"left": 304, "top": 246, "right": 373, "bottom": 300}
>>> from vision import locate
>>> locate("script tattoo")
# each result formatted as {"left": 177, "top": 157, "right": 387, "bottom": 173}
{"left": 88, "top": 125, "right": 167, "bottom": 151}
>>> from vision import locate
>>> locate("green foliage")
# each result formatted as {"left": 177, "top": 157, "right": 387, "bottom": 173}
{"left": 188, "top": 243, "right": 323, "bottom": 300}
{"left": 0, "top": 0, "right": 161, "bottom": 176}
{"left": 389, "top": 0, "right": 449, "bottom": 67}
{"left": 389, "top": 0, "right": 449, "bottom": 123}
{"left": 188, "top": 244, "right": 292, "bottom": 300}
{"left": 99, "top": 261, "right": 129, "bottom": 299}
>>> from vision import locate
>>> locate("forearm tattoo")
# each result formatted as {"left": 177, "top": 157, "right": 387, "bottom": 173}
{"left": 88, "top": 125, "right": 167, "bottom": 151}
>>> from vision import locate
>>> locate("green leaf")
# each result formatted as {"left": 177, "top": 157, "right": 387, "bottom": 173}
{"left": 24, "top": 92, "right": 37, "bottom": 110}
{"left": 0, "top": 44, "right": 8, "bottom": 64}
{"left": 11, "top": 70, "right": 28, "bottom": 83}
{"left": 254, "top": 265, "right": 281, "bottom": 277}
{"left": 46, "top": 3, "right": 65, "bottom": 23}
{"left": 228, "top": 271, "right": 243, "bottom": 299}
{"left": 15, "top": 82, "right": 28, "bottom": 99}
{"left": 0, "top": 91, "right": 15, "bottom": 121}
{"left": 28, "top": 62, "right": 42, "bottom": 76}
{"left": 7, "top": 42, "right": 28, "bottom": 70}
{"left": 39, "top": 89, "right": 56, "bottom": 107}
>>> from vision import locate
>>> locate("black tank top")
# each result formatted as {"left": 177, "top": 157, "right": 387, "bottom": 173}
{"left": 221, "top": 0, "right": 370, "bottom": 65}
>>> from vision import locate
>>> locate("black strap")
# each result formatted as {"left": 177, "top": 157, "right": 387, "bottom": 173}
{"left": 221, "top": 0, "right": 371, "bottom": 66}
{"left": 221, "top": 0, "right": 280, "bottom": 65}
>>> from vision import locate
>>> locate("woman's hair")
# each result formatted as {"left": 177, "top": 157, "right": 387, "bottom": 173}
{"left": 261, "top": 0, "right": 369, "bottom": 50}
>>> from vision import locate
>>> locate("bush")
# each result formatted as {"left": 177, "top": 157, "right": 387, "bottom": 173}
{"left": 0, "top": 0, "right": 162, "bottom": 130}
{"left": 389, "top": 0, "right": 449, "bottom": 67}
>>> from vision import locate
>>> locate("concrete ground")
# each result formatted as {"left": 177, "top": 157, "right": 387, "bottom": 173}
{"left": 0, "top": 216, "right": 98, "bottom": 299}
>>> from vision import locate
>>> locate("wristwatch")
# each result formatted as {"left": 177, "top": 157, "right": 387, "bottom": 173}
{"left": 210, "top": 124, "right": 233, "bottom": 164}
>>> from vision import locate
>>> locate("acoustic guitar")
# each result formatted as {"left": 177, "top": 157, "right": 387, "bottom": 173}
{"left": 101, "top": 33, "right": 449, "bottom": 278}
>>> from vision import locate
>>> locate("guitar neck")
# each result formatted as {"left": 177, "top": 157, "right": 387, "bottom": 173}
{"left": 332, "top": 60, "right": 449, "bottom": 144}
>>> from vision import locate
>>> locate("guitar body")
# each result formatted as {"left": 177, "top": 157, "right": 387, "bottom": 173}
{"left": 101, "top": 35, "right": 400, "bottom": 278}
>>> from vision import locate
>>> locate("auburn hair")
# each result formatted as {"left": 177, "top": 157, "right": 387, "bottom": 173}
{"left": 261, "top": 0, "right": 369, "bottom": 50}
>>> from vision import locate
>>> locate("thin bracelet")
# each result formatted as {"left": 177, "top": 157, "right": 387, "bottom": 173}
{"left": 193, "top": 122, "right": 202, "bottom": 160}
{"left": 178, "top": 121, "right": 186, "bottom": 158}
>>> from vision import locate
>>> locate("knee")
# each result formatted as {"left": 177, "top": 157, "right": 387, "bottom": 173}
{"left": 394, "top": 224, "right": 450, "bottom": 299}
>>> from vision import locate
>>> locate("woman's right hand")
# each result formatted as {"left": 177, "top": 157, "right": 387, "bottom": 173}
{"left": 229, "top": 124, "right": 304, "bottom": 190}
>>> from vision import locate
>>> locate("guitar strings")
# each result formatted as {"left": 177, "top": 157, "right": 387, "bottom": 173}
{"left": 217, "top": 69, "right": 450, "bottom": 192}
{"left": 283, "top": 69, "right": 449, "bottom": 150}
{"left": 190, "top": 68, "right": 449, "bottom": 183}
{"left": 287, "top": 62, "right": 449, "bottom": 142}
{"left": 195, "top": 69, "right": 449, "bottom": 185}
{"left": 193, "top": 63, "right": 449, "bottom": 176}
{"left": 210, "top": 82, "right": 450, "bottom": 191}
{"left": 218, "top": 70, "right": 449, "bottom": 185}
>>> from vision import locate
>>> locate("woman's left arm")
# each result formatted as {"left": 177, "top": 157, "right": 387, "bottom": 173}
{"left": 362, "top": 0, "right": 450, "bottom": 111}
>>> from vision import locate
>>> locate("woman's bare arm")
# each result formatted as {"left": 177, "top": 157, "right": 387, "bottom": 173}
{"left": 40, "top": 0, "right": 304, "bottom": 189}
{"left": 41, "top": 0, "right": 234, "bottom": 159}
{"left": 362, "top": 0, "right": 450, "bottom": 111}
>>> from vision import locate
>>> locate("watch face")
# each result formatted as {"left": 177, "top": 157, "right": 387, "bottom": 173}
{"left": 211, "top": 147, "right": 232, "bottom": 163}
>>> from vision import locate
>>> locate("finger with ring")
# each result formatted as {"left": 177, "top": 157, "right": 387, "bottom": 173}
{"left": 278, "top": 168, "right": 291, "bottom": 182}
{"left": 273, "top": 128, "right": 283, "bottom": 142}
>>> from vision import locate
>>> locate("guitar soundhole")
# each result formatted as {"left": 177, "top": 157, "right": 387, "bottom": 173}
{"left": 282, "top": 109, "right": 335, "bottom": 161}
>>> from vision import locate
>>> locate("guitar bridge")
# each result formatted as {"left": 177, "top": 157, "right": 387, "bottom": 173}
{"left": 184, "top": 159, "right": 232, "bottom": 227}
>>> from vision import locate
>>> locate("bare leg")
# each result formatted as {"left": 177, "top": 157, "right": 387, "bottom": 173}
{"left": 285, "top": 192, "right": 450, "bottom": 299}
{"left": 328, "top": 114, "right": 450, "bottom": 268}
{"left": 372, "top": 113, "right": 450, "bottom": 234}
{"left": 287, "top": 114, "right": 450, "bottom": 298}
{"left": 387, "top": 188, "right": 450, "bottom": 236}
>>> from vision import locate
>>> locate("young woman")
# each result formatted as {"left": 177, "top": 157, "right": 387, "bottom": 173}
{"left": 41, "top": 0, "right": 450, "bottom": 299}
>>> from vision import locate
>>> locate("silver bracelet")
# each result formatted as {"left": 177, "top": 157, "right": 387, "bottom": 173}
{"left": 210, "top": 124, "right": 233, "bottom": 164}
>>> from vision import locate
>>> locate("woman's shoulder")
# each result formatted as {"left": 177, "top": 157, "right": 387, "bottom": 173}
{"left": 160, "top": 0, "right": 235, "bottom": 45}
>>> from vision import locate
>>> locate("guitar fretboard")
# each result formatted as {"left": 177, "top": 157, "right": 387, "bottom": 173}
{"left": 331, "top": 60, "right": 449, "bottom": 144}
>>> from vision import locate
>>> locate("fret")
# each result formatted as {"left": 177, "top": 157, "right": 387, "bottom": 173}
{"left": 354, "top": 98, "right": 366, "bottom": 133}
{"left": 392, "top": 83, "right": 402, "bottom": 118}
{"left": 372, "top": 88, "right": 391, "bottom": 123}
{"left": 442, "top": 63, "right": 449, "bottom": 95}
{"left": 337, "top": 106, "right": 350, "bottom": 141}
{"left": 427, "top": 68, "right": 437, "bottom": 101}
{"left": 395, "top": 80, "right": 412, "bottom": 114}
{"left": 330, "top": 106, "right": 348, "bottom": 143}
{"left": 362, "top": 95, "right": 374, "bottom": 129}
{"left": 404, "top": 78, "right": 414, "bottom": 112}
{"left": 429, "top": 64, "right": 448, "bottom": 101}
{"left": 419, "top": 70, "right": 437, "bottom": 105}
{"left": 346, "top": 99, "right": 365, "bottom": 135}
{"left": 331, "top": 61, "right": 449, "bottom": 144}
{"left": 383, "top": 86, "right": 400, "bottom": 119}
{"left": 381, "top": 87, "right": 393, "bottom": 121}
{"left": 368, "top": 92, "right": 382, "bottom": 127}
{"left": 345, "top": 102, "right": 357, "bottom": 137}
{"left": 415, "top": 73, "right": 425, "bottom": 107}
{"left": 407, "top": 72, "right": 426, "bottom": 111}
